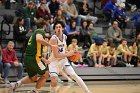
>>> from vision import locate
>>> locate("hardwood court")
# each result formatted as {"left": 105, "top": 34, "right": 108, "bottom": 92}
{"left": 0, "top": 80, "right": 140, "bottom": 93}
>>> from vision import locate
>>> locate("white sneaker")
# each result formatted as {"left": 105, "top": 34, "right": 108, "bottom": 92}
{"left": 9, "top": 82, "right": 21, "bottom": 92}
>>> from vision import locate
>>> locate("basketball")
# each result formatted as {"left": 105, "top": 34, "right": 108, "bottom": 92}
{"left": 68, "top": 52, "right": 81, "bottom": 62}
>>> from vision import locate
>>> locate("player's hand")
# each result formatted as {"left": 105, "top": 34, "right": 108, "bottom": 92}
{"left": 66, "top": 51, "right": 75, "bottom": 57}
{"left": 44, "top": 59, "right": 51, "bottom": 64}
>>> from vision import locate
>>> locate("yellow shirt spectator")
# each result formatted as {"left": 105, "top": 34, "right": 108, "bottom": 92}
{"left": 117, "top": 44, "right": 130, "bottom": 54}
{"left": 87, "top": 44, "right": 101, "bottom": 57}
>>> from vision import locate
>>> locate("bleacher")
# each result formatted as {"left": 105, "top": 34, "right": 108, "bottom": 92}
{"left": 0, "top": 1, "right": 140, "bottom": 82}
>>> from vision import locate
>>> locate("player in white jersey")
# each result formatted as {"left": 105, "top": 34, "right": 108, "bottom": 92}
{"left": 49, "top": 21, "right": 92, "bottom": 93}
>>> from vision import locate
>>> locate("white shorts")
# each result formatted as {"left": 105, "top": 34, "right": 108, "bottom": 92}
{"left": 48, "top": 58, "right": 71, "bottom": 77}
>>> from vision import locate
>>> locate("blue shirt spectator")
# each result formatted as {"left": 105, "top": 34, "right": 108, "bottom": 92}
{"left": 63, "top": 20, "right": 80, "bottom": 45}
{"left": 103, "top": 0, "right": 117, "bottom": 13}
{"left": 131, "top": 14, "right": 140, "bottom": 26}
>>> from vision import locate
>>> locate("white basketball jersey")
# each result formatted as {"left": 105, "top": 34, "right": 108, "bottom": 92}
{"left": 49, "top": 34, "right": 67, "bottom": 61}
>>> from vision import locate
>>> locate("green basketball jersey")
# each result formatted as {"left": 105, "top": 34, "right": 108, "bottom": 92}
{"left": 25, "top": 29, "right": 45, "bottom": 57}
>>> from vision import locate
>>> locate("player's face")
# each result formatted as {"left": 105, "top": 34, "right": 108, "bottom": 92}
{"left": 55, "top": 24, "right": 63, "bottom": 34}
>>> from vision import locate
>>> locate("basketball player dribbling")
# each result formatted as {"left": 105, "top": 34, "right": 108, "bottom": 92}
{"left": 49, "top": 21, "right": 92, "bottom": 93}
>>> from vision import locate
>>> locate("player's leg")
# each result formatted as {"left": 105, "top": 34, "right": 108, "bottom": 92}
{"left": 36, "top": 70, "right": 49, "bottom": 89}
{"left": 9, "top": 75, "right": 38, "bottom": 92}
{"left": 59, "top": 70, "right": 74, "bottom": 82}
{"left": 64, "top": 66, "right": 91, "bottom": 93}
{"left": 50, "top": 73, "right": 59, "bottom": 93}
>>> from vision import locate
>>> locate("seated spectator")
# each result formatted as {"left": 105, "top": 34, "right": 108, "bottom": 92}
{"left": 88, "top": 22, "right": 104, "bottom": 43}
{"left": 23, "top": 1, "right": 37, "bottom": 31}
{"left": 113, "top": 3, "right": 129, "bottom": 29}
{"left": 54, "top": 9, "right": 67, "bottom": 26}
{"left": 2, "top": 41, "right": 23, "bottom": 84}
{"left": 131, "top": 9, "right": 140, "bottom": 37}
{"left": 64, "top": 20, "right": 80, "bottom": 45}
{"left": 108, "top": 43, "right": 117, "bottom": 67}
{"left": 106, "top": 21, "right": 123, "bottom": 45}
{"left": 67, "top": 39, "right": 88, "bottom": 67}
{"left": 87, "top": 39, "right": 103, "bottom": 67}
{"left": 0, "top": 45, "right": 5, "bottom": 84}
{"left": 129, "top": 42, "right": 139, "bottom": 67}
{"left": 13, "top": 17, "right": 28, "bottom": 42}
{"left": 101, "top": 40, "right": 109, "bottom": 66}
{"left": 136, "top": 34, "right": 140, "bottom": 62}
{"left": 62, "top": 0, "right": 81, "bottom": 26}
{"left": 117, "top": 39, "right": 133, "bottom": 67}
{"left": 36, "top": 1, "right": 51, "bottom": 19}
{"left": 79, "top": 0, "right": 98, "bottom": 24}
{"left": 48, "top": 0, "right": 60, "bottom": 17}
{"left": 79, "top": 20, "right": 92, "bottom": 49}
{"left": 103, "top": 0, "right": 117, "bottom": 23}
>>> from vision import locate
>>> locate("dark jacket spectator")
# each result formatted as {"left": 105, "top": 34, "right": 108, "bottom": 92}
{"left": 79, "top": 20, "right": 92, "bottom": 48}
{"left": 13, "top": 18, "right": 28, "bottom": 42}
{"left": 48, "top": 0, "right": 60, "bottom": 17}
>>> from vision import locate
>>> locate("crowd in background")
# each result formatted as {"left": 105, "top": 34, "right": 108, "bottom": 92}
{"left": 0, "top": 0, "right": 140, "bottom": 84}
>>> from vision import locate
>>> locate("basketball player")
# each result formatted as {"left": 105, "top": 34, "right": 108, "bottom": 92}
{"left": 9, "top": 21, "right": 57, "bottom": 93}
{"left": 49, "top": 21, "right": 92, "bottom": 93}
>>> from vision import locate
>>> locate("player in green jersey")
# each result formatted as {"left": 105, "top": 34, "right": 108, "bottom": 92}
{"left": 9, "top": 21, "right": 57, "bottom": 93}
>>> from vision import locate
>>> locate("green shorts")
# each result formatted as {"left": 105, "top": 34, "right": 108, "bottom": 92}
{"left": 24, "top": 56, "right": 49, "bottom": 77}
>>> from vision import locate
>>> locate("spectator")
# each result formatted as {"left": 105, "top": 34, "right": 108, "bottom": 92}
{"left": 106, "top": 21, "right": 123, "bottom": 45}
{"left": 108, "top": 43, "right": 117, "bottom": 67}
{"left": 2, "top": 41, "right": 23, "bottom": 84}
{"left": 62, "top": 0, "right": 81, "bottom": 26}
{"left": 129, "top": 42, "right": 139, "bottom": 67}
{"left": 79, "top": 0, "right": 98, "bottom": 24}
{"left": 23, "top": 1, "right": 37, "bottom": 31}
{"left": 48, "top": 0, "right": 60, "bottom": 17}
{"left": 136, "top": 34, "right": 140, "bottom": 66}
{"left": 136, "top": 34, "right": 140, "bottom": 60}
{"left": 0, "top": 45, "right": 5, "bottom": 84}
{"left": 54, "top": 9, "right": 67, "bottom": 26}
{"left": 117, "top": 39, "right": 133, "bottom": 67}
{"left": 103, "top": 0, "right": 117, "bottom": 23}
{"left": 64, "top": 20, "right": 80, "bottom": 45}
{"left": 113, "top": 3, "right": 129, "bottom": 29}
{"left": 131, "top": 9, "right": 140, "bottom": 37}
{"left": 79, "top": 20, "right": 92, "bottom": 49}
{"left": 36, "top": 1, "right": 51, "bottom": 19}
{"left": 87, "top": 39, "right": 103, "bottom": 67}
{"left": 88, "top": 22, "right": 104, "bottom": 43}
{"left": 67, "top": 39, "right": 88, "bottom": 67}
{"left": 13, "top": 17, "right": 28, "bottom": 42}
{"left": 101, "top": 40, "right": 109, "bottom": 66}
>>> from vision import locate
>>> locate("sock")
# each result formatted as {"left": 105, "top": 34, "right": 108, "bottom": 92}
{"left": 17, "top": 81, "right": 22, "bottom": 87}
{"left": 71, "top": 74, "right": 90, "bottom": 92}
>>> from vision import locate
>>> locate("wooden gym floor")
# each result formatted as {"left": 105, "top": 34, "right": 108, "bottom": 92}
{"left": 0, "top": 80, "right": 140, "bottom": 93}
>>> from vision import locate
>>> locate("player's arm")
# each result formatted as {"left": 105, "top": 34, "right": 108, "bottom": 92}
{"left": 50, "top": 37, "right": 74, "bottom": 59}
{"left": 36, "top": 34, "right": 52, "bottom": 47}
